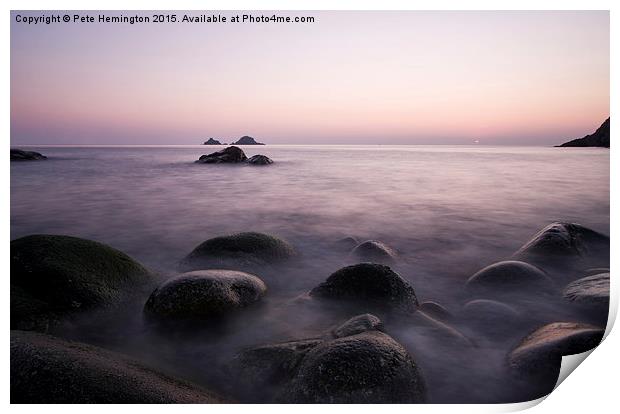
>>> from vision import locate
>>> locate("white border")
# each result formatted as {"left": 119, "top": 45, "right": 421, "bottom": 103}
{"left": 3, "top": 1, "right": 617, "bottom": 412}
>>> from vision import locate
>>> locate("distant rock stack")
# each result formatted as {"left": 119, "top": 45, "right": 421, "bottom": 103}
{"left": 232, "top": 136, "right": 265, "bottom": 145}
{"left": 11, "top": 148, "right": 47, "bottom": 161}
{"left": 557, "top": 118, "right": 610, "bottom": 148}
{"left": 203, "top": 138, "right": 222, "bottom": 145}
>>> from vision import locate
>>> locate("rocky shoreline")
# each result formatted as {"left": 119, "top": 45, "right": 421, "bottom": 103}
{"left": 9, "top": 221, "right": 609, "bottom": 403}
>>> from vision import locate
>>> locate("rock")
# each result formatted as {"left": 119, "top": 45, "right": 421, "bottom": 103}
{"left": 181, "top": 232, "right": 297, "bottom": 270}
{"left": 410, "top": 310, "right": 473, "bottom": 347}
{"left": 332, "top": 314, "right": 384, "bottom": 338}
{"left": 144, "top": 270, "right": 267, "bottom": 322}
{"left": 508, "top": 322, "right": 604, "bottom": 396}
{"left": 563, "top": 273, "right": 609, "bottom": 314}
{"left": 309, "top": 263, "right": 419, "bottom": 314}
{"left": 583, "top": 267, "right": 609, "bottom": 276}
{"left": 232, "top": 136, "right": 265, "bottom": 145}
{"left": 557, "top": 118, "right": 610, "bottom": 147}
{"left": 11, "top": 148, "right": 47, "bottom": 161}
{"left": 285, "top": 331, "right": 426, "bottom": 403}
{"left": 11, "top": 234, "right": 151, "bottom": 331}
{"left": 11, "top": 330, "right": 226, "bottom": 403}
{"left": 351, "top": 240, "right": 397, "bottom": 262}
{"left": 230, "top": 316, "right": 426, "bottom": 403}
{"left": 247, "top": 154, "right": 273, "bottom": 165}
{"left": 513, "top": 222, "right": 609, "bottom": 267}
{"left": 465, "top": 260, "right": 553, "bottom": 294}
{"left": 333, "top": 236, "right": 359, "bottom": 251}
{"left": 462, "top": 299, "right": 521, "bottom": 337}
{"left": 419, "top": 301, "right": 452, "bottom": 321}
{"left": 196, "top": 146, "right": 247, "bottom": 163}
{"left": 203, "top": 138, "right": 222, "bottom": 145}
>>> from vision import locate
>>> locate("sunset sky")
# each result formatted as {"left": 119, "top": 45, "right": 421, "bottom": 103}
{"left": 11, "top": 11, "right": 609, "bottom": 145}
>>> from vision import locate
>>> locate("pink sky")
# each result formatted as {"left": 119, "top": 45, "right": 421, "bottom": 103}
{"left": 11, "top": 11, "right": 609, "bottom": 145}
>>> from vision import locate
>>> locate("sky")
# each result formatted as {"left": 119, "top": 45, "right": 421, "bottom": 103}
{"left": 10, "top": 11, "right": 609, "bottom": 145}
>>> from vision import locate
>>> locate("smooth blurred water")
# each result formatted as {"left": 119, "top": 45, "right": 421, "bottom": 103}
{"left": 10, "top": 145, "right": 610, "bottom": 402}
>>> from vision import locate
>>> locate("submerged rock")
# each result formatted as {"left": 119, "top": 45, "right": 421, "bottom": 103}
{"left": 309, "top": 263, "right": 419, "bottom": 314}
{"left": 465, "top": 260, "right": 553, "bottom": 294}
{"left": 462, "top": 299, "right": 522, "bottom": 338}
{"left": 333, "top": 236, "right": 359, "bottom": 251}
{"left": 144, "top": 270, "right": 266, "bottom": 322}
{"left": 247, "top": 154, "right": 273, "bottom": 165}
{"left": 203, "top": 138, "right": 222, "bottom": 145}
{"left": 11, "top": 330, "right": 226, "bottom": 403}
{"left": 196, "top": 146, "right": 247, "bottom": 163}
{"left": 229, "top": 315, "right": 426, "bottom": 403}
{"left": 11, "top": 234, "right": 151, "bottom": 331}
{"left": 563, "top": 273, "right": 609, "bottom": 319}
{"left": 508, "top": 322, "right": 604, "bottom": 397}
{"left": 351, "top": 240, "right": 397, "bottom": 262}
{"left": 232, "top": 136, "right": 265, "bottom": 145}
{"left": 513, "top": 222, "right": 609, "bottom": 268}
{"left": 418, "top": 301, "right": 452, "bottom": 321}
{"left": 11, "top": 148, "right": 47, "bottom": 161}
{"left": 332, "top": 313, "right": 384, "bottom": 338}
{"left": 181, "top": 232, "right": 297, "bottom": 270}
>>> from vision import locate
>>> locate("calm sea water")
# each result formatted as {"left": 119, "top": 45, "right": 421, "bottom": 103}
{"left": 10, "top": 145, "right": 610, "bottom": 402}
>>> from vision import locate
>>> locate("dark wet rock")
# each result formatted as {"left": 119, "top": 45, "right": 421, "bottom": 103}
{"left": 203, "top": 138, "right": 222, "bottom": 145}
{"left": 11, "top": 234, "right": 151, "bottom": 331}
{"left": 557, "top": 117, "right": 610, "bottom": 148}
{"left": 333, "top": 236, "right": 359, "bottom": 251}
{"left": 181, "top": 232, "right": 297, "bottom": 270}
{"left": 463, "top": 299, "right": 522, "bottom": 338}
{"left": 144, "top": 270, "right": 266, "bottom": 322}
{"left": 11, "top": 148, "right": 47, "bottom": 161}
{"left": 233, "top": 136, "right": 265, "bottom": 145}
{"left": 563, "top": 273, "right": 609, "bottom": 317}
{"left": 351, "top": 240, "right": 397, "bottom": 262}
{"left": 309, "top": 263, "right": 419, "bottom": 314}
{"left": 11, "top": 330, "right": 226, "bottom": 403}
{"left": 419, "top": 301, "right": 452, "bottom": 321}
{"left": 513, "top": 222, "right": 609, "bottom": 268}
{"left": 332, "top": 314, "right": 384, "bottom": 338}
{"left": 196, "top": 146, "right": 247, "bottom": 163}
{"left": 247, "top": 154, "right": 273, "bottom": 165}
{"left": 508, "top": 322, "right": 604, "bottom": 397}
{"left": 230, "top": 316, "right": 425, "bottom": 403}
{"left": 285, "top": 331, "right": 426, "bottom": 403}
{"left": 465, "top": 260, "right": 553, "bottom": 294}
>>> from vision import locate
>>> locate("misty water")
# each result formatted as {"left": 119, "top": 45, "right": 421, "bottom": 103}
{"left": 11, "top": 145, "right": 610, "bottom": 403}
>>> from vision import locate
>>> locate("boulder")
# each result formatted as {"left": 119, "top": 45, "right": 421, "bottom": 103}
{"left": 462, "top": 299, "right": 521, "bottom": 337}
{"left": 232, "top": 136, "right": 265, "bottom": 145}
{"left": 196, "top": 146, "right": 247, "bottom": 163}
{"left": 333, "top": 236, "right": 359, "bottom": 251}
{"left": 309, "top": 263, "right": 419, "bottom": 314}
{"left": 11, "top": 148, "right": 47, "bottom": 161}
{"left": 181, "top": 232, "right": 297, "bottom": 270}
{"left": 229, "top": 316, "right": 426, "bottom": 403}
{"left": 419, "top": 301, "right": 452, "bottom": 321}
{"left": 247, "top": 155, "right": 273, "bottom": 165}
{"left": 332, "top": 313, "right": 384, "bottom": 338}
{"left": 11, "top": 234, "right": 151, "bottom": 331}
{"left": 563, "top": 273, "right": 609, "bottom": 316}
{"left": 144, "top": 270, "right": 266, "bottom": 322}
{"left": 203, "top": 138, "right": 222, "bottom": 145}
{"left": 513, "top": 222, "right": 609, "bottom": 267}
{"left": 11, "top": 330, "right": 225, "bottom": 403}
{"left": 351, "top": 240, "right": 397, "bottom": 262}
{"left": 465, "top": 261, "right": 553, "bottom": 294}
{"left": 285, "top": 331, "right": 426, "bottom": 403}
{"left": 508, "top": 322, "right": 604, "bottom": 396}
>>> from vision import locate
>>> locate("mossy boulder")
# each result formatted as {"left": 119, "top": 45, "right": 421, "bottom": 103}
{"left": 181, "top": 232, "right": 297, "bottom": 270}
{"left": 508, "top": 322, "right": 604, "bottom": 398}
{"left": 309, "top": 263, "right": 419, "bottom": 314}
{"left": 229, "top": 315, "right": 426, "bottom": 403}
{"left": 465, "top": 261, "right": 553, "bottom": 295}
{"left": 351, "top": 240, "right": 397, "bottom": 262}
{"left": 11, "top": 234, "right": 151, "bottom": 331}
{"left": 11, "top": 330, "right": 226, "bottom": 403}
{"left": 144, "top": 270, "right": 267, "bottom": 322}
